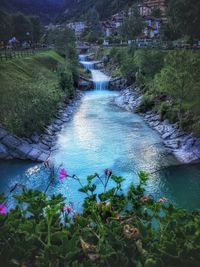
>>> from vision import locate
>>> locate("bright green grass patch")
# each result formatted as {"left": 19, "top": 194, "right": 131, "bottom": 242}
{"left": 0, "top": 51, "right": 74, "bottom": 136}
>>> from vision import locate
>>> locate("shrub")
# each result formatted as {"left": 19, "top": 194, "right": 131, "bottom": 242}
{"left": 134, "top": 50, "right": 165, "bottom": 78}
{"left": 137, "top": 94, "right": 155, "bottom": 113}
{"left": 159, "top": 102, "right": 170, "bottom": 121}
{"left": 57, "top": 63, "right": 74, "bottom": 98}
{"left": 0, "top": 166, "right": 199, "bottom": 267}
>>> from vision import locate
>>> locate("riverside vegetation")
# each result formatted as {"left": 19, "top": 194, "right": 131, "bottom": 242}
{"left": 0, "top": 28, "right": 79, "bottom": 136}
{"left": 0, "top": 164, "right": 199, "bottom": 267}
{"left": 104, "top": 47, "right": 200, "bottom": 136}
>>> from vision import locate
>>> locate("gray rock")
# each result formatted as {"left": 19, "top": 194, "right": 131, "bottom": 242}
{"left": 27, "top": 148, "right": 42, "bottom": 161}
{"left": 37, "top": 152, "right": 50, "bottom": 162}
{"left": 54, "top": 119, "right": 63, "bottom": 126}
{"left": 45, "top": 128, "right": 54, "bottom": 136}
{"left": 10, "top": 151, "right": 21, "bottom": 158}
{"left": 31, "top": 133, "right": 40, "bottom": 143}
{"left": 2, "top": 135, "right": 21, "bottom": 149}
{"left": 148, "top": 114, "right": 160, "bottom": 122}
{"left": 60, "top": 116, "right": 70, "bottom": 122}
{"left": 149, "top": 121, "right": 160, "bottom": 127}
{"left": 41, "top": 139, "right": 52, "bottom": 147}
{"left": 154, "top": 125, "right": 165, "bottom": 134}
{"left": 39, "top": 143, "right": 50, "bottom": 151}
{"left": 15, "top": 143, "right": 33, "bottom": 157}
{"left": 164, "top": 139, "right": 180, "bottom": 149}
{"left": 183, "top": 138, "right": 195, "bottom": 150}
{"left": 22, "top": 137, "right": 33, "bottom": 144}
{"left": 42, "top": 135, "right": 55, "bottom": 143}
{"left": 0, "top": 144, "right": 9, "bottom": 159}
{"left": 162, "top": 131, "right": 174, "bottom": 140}
{"left": 0, "top": 128, "right": 8, "bottom": 140}
{"left": 51, "top": 124, "right": 62, "bottom": 132}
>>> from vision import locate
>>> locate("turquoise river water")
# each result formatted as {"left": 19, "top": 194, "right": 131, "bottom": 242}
{"left": 0, "top": 56, "right": 200, "bottom": 211}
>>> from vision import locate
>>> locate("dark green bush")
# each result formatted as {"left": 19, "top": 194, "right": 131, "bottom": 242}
{"left": 137, "top": 94, "right": 155, "bottom": 113}
{"left": 159, "top": 102, "right": 171, "bottom": 121}
{"left": 0, "top": 168, "right": 199, "bottom": 267}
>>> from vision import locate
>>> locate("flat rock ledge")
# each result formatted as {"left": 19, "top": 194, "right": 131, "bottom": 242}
{"left": 114, "top": 87, "right": 200, "bottom": 164}
{"left": 0, "top": 91, "right": 83, "bottom": 162}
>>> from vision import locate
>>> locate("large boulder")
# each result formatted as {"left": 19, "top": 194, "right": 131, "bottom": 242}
{"left": 2, "top": 135, "right": 21, "bottom": 149}
{"left": 0, "top": 144, "right": 9, "bottom": 159}
{"left": 0, "top": 128, "right": 8, "bottom": 140}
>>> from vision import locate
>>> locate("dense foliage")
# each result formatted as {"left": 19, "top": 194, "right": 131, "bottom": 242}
{"left": 0, "top": 166, "right": 199, "bottom": 266}
{"left": 166, "top": 0, "right": 200, "bottom": 41}
{"left": 0, "top": 0, "right": 64, "bottom": 24}
{"left": 0, "top": 51, "right": 75, "bottom": 135}
{"left": 120, "top": 5, "right": 144, "bottom": 41}
{"left": 0, "top": 11, "right": 43, "bottom": 43}
{"left": 107, "top": 47, "right": 200, "bottom": 135}
{"left": 62, "top": 0, "right": 135, "bottom": 21}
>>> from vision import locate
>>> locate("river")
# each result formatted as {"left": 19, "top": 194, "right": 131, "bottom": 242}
{"left": 0, "top": 55, "right": 200, "bottom": 211}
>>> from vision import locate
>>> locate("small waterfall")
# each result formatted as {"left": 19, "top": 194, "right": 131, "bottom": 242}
{"left": 79, "top": 54, "right": 87, "bottom": 61}
{"left": 91, "top": 70, "right": 110, "bottom": 90}
{"left": 80, "top": 61, "right": 95, "bottom": 70}
{"left": 79, "top": 55, "right": 110, "bottom": 90}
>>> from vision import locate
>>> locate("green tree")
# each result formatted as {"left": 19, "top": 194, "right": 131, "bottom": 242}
{"left": 12, "top": 13, "right": 32, "bottom": 42}
{"left": 88, "top": 8, "right": 102, "bottom": 42}
{"left": 0, "top": 11, "right": 12, "bottom": 42}
{"left": 134, "top": 50, "right": 165, "bottom": 77}
{"left": 155, "top": 51, "right": 200, "bottom": 127}
{"left": 29, "top": 16, "right": 43, "bottom": 43}
{"left": 166, "top": 0, "right": 200, "bottom": 41}
{"left": 121, "top": 5, "right": 144, "bottom": 40}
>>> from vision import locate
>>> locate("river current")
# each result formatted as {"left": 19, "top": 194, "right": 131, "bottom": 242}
{"left": 0, "top": 56, "right": 200, "bottom": 211}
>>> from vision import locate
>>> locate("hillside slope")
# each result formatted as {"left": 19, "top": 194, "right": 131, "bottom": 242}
{"left": 61, "top": 0, "right": 134, "bottom": 21}
{"left": 0, "top": 51, "right": 74, "bottom": 135}
{"left": 0, "top": 0, "right": 65, "bottom": 23}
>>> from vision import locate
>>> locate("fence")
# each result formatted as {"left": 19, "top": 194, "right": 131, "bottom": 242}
{"left": 0, "top": 48, "right": 50, "bottom": 62}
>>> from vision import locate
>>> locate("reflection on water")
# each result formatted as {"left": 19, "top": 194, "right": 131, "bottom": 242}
{"left": 0, "top": 90, "right": 200, "bottom": 210}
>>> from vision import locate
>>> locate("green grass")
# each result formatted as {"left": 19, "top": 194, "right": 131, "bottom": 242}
{"left": 0, "top": 51, "right": 74, "bottom": 136}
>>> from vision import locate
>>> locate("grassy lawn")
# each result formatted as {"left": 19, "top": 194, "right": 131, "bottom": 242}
{"left": 0, "top": 51, "right": 74, "bottom": 136}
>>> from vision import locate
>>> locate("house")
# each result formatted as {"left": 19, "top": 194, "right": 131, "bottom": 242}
{"left": 142, "top": 0, "right": 167, "bottom": 21}
{"left": 143, "top": 16, "right": 161, "bottom": 38}
{"left": 101, "top": 13, "right": 124, "bottom": 37}
{"left": 138, "top": 3, "right": 152, "bottom": 17}
{"left": 67, "top": 22, "right": 86, "bottom": 36}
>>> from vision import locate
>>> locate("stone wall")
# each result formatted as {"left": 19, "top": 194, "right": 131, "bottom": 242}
{"left": 0, "top": 91, "right": 83, "bottom": 162}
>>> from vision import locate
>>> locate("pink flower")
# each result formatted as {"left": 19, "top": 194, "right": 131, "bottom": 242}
{"left": 158, "top": 197, "right": 167, "bottom": 203}
{"left": 104, "top": 169, "right": 112, "bottom": 178}
{"left": 59, "top": 168, "right": 68, "bottom": 181}
{"left": 0, "top": 204, "right": 7, "bottom": 215}
{"left": 64, "top": 205, "right": 72, "bottom": 214}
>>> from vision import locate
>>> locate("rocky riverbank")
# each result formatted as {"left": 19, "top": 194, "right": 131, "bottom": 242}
{"left": 0, "top": 91, "right": 83, "bottom": 162}
{"left": 114, "top": 86, "right": 200, "bottom": 163}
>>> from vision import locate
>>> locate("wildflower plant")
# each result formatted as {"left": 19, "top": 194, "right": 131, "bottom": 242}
{"left": 0, "top": 164, "right": 199, "bottom": 267}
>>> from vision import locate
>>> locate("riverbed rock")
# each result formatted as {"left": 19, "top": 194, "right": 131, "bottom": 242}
{"left": 0, "top": 144, "right": 9, "bottom": 159}
{"left": 37, "top": 152, "right": 50, "bottom": 162}
{"left": 114, "top": 87, "right": 200, "bottom": 164}
{"left": 0, "top": 90, "right": 83, "bottom": 162}
{"left": 54, "top": 119, "right": 63, "bottom": 126}
{"left": 0, "top": 128, "right": 8, "bottom": 140}
{"left": 38, "top": 143, "right": 50, "bottom": 151}
{"left": 164, "top": 139, "right": 180, "bottom": 149}
{"left": 30, "top": 133, "right": 41, "bottom": 143}
{"left": 51, "top": 124, "right": 62, "bottom": 132}
{"left": 2, "top": 135, "right": 21, "bottom": 149}
{"left": 15, "top": 143, "right": 33, "bottom": 157}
